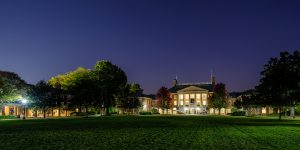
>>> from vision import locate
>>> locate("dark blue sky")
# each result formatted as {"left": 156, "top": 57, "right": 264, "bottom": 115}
{"left": 1, "top": 0, "right": 300, "bottom": 94}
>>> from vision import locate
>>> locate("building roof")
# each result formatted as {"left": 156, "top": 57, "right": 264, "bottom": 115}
{"left": 169, "top": 83, "right": 213, "bottom": 93}
{"left": 140, "top": 94, "right": 156, "bottom": 100}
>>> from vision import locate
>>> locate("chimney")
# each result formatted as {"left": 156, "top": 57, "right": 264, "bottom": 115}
{"left": 173, "top": 79, "right": 178, "bottom": 87}
{"left": 212, "top": 76, "right": 216, "bottom": 88}
{"left": 210, "top": 70, "right": 216, "bottom": 88}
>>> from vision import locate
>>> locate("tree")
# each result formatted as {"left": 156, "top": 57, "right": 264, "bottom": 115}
{"left": 0, "top": 71, "right": 28, "bottom": 102}
{"left": 209, "top": 83, "right": 228, "bottom": 115}
{"left": 257, "top": 51, "right": 300, "bottom": 120}
{"left": 49, "top": 67, "right": 97, "bottom": 116}
{"left": 239, "top": 91, "right": 262, "bottom": 116}
{"left": 27, "top": 80, "right": 54, "bottom": 118}
{"left": 48, "top": 74, "right": 68, "bottom": 116}
{"left": 93, "top": 60, "right": 127, "bottom": 116}
{"left": 127, "top": 83, "right": 142, "bottom": 113}
{"left": 233, "top": 98, "right": 242, "bottom": 109}
{"left": 0, "top": 71, "right": 28, "bottom": 115}
{"left": 156, "top": 86, "right": 172, "bottom": 114}
{"left": 116, "top": 83, "right": 142, "bottom": 114}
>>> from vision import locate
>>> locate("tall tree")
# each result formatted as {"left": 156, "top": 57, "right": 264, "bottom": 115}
{"left": 209, "top": 83, "right": 228, "bottom": 115}
{"left": 49, "top": 67, "right": 97, "bottom": 116}
{"left": 257, "top": 51, "right": 300, "bottom": 120}
{"left": 48, "top": 74, "right": 68, "bottom": 116}
{"left": 116, "top": 83, "right": 142, "bottom": 114}
{"left": 93, "top": 60, "right": 127, "bottom": 116}
{"left": 0, "top": 71, "right": 28, "bottom": 115}
{"left": 156, "top": 86, "right": 172, "bottom": 114}
{"left": 27, "top": 80, "right": 54, "bottom": 118}
{"left": 0, "top": 71, "right": 28, "bottom": 102}
{"left": 127, "top": 83, "right": 142, "bottom": 113}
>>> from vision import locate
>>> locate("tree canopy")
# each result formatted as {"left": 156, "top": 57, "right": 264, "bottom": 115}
{"left": 256, "top": 51, "right": 300, "bottom": 120}
{"left": 93, "top": 60, "right": 127, "bottom": 115}
{"left": 156, "top": 86, "right": 172, "bottom": 114}
{"left": 0, "top": 71, "right": 28, "bottom": 103}
{"left": 209, "top": 83, "right": 228, "bottom": 115}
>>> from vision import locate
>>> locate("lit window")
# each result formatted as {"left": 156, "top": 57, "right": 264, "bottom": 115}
{"left": 190, "top": 94, "right": 195, "bottom": 99}
{"left": 174, "top": 101, "right": 177, "bottom": 105}
{"left": 180, "top": 101, "right": 183, "bottom": 105}
{"left": 185, "top": 100, "right": 189, "bottom": 105}
{"left": 196, "top": 94, "right": 201, "bottom": 100}
{"left": 202, "top": 94, "right": 207, "bottom": 100}
{"left": 179, "top": 94, "right": 184, "bottom": 100}
{"left": 184, "top": 94, "right": 189, "bottom": 100}
{"left": 203, "top": 100, "right": 207, "bottom": 105}
{"left": 197, "top": 100, "right": 201, "bottom": 105}
{"left": 173, "top": 95, "right": 178, "bottom": 100}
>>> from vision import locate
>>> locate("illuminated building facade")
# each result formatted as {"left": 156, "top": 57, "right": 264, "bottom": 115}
{"left": 169, "top": 78, "right": 215, "bottom": 114}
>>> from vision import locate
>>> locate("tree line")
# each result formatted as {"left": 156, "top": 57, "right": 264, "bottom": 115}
{"left": 1, "top": 60, "right": 143, "bottom": 117}
{"left": 234, "top": 51, "right": 300, "bottom": 120}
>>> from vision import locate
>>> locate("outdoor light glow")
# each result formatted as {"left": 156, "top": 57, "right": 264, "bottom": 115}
{"left": 21, "top": 99, "right": 28, "bottom": 104}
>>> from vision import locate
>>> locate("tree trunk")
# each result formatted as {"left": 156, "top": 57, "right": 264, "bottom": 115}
{"left": 279, "top": 106, "right": 282, "bottom": 121}
{"left": 65, "top": 109, "right": 68, "bottom": 116}
{"left": 290, "top": 101, "right": 295, "bottom": 119}
{"left": 218, "top": 108, "right": 221, "bottom": 115}
{"left": 85, "top": 106, "right": 89, "bottom": 117}
{"left": 51, "top": 107, "right": 54, "bottom": 117}
{"left": 43, "top": 106, "right": 46, "bottom": 118}
{"left": 35, "top": 109, "right": 38, "bottom": 118}
{"left": 285, "top": 109, "right": 287, "bottom": 117}
{"left": 58, "top": 105, "right": 61, "bottom": 117}
{"left": 106, "top": 106, "right": 110, "bottom": 116}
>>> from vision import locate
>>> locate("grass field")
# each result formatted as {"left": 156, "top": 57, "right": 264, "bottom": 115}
{"left": 0, "top": 116, "right": 300, "bottom": 150}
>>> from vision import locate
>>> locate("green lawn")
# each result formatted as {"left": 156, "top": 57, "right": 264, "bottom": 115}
{"left": 0, "top": 116, "right": 300, "bottom": 150}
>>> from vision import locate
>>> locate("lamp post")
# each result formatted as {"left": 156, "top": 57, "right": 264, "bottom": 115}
{"left": 21, "top": 99, "right": 28, "bottom": 119}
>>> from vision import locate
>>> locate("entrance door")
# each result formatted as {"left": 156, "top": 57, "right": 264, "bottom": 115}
{"left": 190, "top": 108, "right": 195, "bottom": 114}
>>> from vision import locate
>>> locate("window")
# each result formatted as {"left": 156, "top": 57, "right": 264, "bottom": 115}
{"left": 180, "top": 100, "right": 184, "bottom": 105}
{"left": 173, "top": 95, "right": 178, "bottom": 100}
{"left": 196, "top": 94, "right": 201, "bottom": 100}
{"left": 179, "top": 94, "right": 184, "bottom": 100}
{"left": 185, "top": 100, "right": 189, "bottom": 105}
{"left": 202, "top": 94, "right": 207, "bottom": 101}
{"left": 202, "top": 100, "right": 207, "bottom": 106}
{"left": 174, "top": 101, "right": 177, "bottom": 105}
{"left": 197, "top": 100, "right": 201, "bottom": 105}
{"left": 184, "top": 94, "right": 189, "bottom": 100}
{"left": 190, "top": 94, "right": 195, "bottom": 99}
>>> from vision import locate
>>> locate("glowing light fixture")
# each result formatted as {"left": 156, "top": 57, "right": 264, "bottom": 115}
{"left": 21, "top": 99, "right": 28, "bottom": 104}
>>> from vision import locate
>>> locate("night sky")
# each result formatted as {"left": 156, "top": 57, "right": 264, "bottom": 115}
{"left": 1, "top": 0, "right": 300, "bottom": 94}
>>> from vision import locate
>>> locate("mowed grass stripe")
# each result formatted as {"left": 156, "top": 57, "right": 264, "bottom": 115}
{"left": 0, "top": 116, "right": 300, "bottom": 150}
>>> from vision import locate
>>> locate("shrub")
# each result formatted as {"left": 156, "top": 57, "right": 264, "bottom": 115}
{"left": 0, "top": 115, "right": 17, "bottom": 119}
{"left": 70, "top": 112, "right": 95, "bottom": 116}
{"left": 151, "top": 108, "right": 160, "bottom": 114}
{"left": 231, "top": 111, "right": 246, "bottom": 116}
{"left": 139, "top": 111, "right": 152, "bottom": 115}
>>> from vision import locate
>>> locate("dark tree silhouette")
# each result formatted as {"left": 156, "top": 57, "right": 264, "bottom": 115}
{"left": 209, "top": 83, "right": 228, "bottom": 115}
{"left": 156, "top": 86, "right": 172, "bottom": 114}
{"left": 256, "top": 51, "right": 300, "bottom": 120}
{"left": 93, "top": 60, "right": 127, "bottom": 116}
